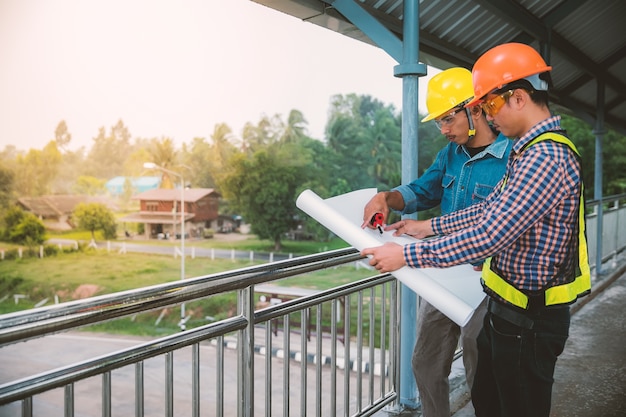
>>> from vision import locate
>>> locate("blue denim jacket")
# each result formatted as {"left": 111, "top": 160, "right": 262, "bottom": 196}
{"left": 393, "top": 133, "right": 512, "bottom": 216}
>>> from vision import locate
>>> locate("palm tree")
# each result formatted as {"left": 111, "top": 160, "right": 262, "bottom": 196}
{"left": 148, "top": 137, "right": 179, "bottom": 189}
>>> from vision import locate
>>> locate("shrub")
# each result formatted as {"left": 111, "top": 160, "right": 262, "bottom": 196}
{"left": 43, "top": 245, "right": 60, "bottom": 257}
{"left": 3, "top": 208, "right": 46, "bottom": 245}
{"left": 23, "top": 247, "right": 38, "bottom": 258}
{"left": 0, "top": 273, "right": 24, "bottom": 293}
{"left": 2, "top": 248, "right": 20, "bottom": 260}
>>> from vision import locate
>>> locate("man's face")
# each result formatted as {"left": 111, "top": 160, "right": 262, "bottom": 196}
{"left": 482, "top": 90, "right": 518, "bottom": 138}
{"left": 434, "top": 107, "right": 470, "bottom": 146}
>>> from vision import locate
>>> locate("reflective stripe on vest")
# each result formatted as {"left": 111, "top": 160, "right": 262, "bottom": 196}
{"left": 481, "top": 132, "right": 591, "bottom": 309}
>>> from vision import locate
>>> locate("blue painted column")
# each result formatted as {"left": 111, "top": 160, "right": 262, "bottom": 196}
{"left": 393, "top": 0, "right": 427, "bottom": 410}
{"left": 329, "top": 0, "right": 427, "bottom": 409}
{"left": 594, "top": 79, "right": 606, "bottom": 275}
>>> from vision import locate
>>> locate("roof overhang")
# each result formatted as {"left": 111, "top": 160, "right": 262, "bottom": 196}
{"left": 253, "top": 0, "right": 626, "bottom": 135}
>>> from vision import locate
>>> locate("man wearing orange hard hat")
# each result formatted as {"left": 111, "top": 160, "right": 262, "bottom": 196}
{"left": 361, "top": 43, "right": 590, "bottom": 417}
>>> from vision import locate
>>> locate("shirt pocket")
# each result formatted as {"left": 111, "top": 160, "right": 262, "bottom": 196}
{"left": 472, "top": 183, "right": 494, "bottom": 203}
{"left": 440, "top": 174, "right": 456, "bottom": 212}
{"left": 442, "top": 174, "right": 455, "bottom": 190}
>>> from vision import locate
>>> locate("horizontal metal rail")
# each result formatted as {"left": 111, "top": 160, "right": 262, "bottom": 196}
{"left": 0, "top": 246, "right": 401, "bottom": 416}
{"left": 0, "top": 248, "right": 363, "bottom": 347}
{"left": 1, "top": 193, "right": 624, "bottom": 416}
{"left": 0, "top": 316, "right": 247, "bottom": 405}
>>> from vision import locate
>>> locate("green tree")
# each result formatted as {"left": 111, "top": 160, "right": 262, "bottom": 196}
{"left": 280, "top": 109, "right": 308, "bottom": 143}
{"left": 325, "top": 94, "right": 402, "bottom": 191}
{"left": 145, "top": 137, "right": 181, "bottom": 189}
{"left": 121, "top": 177, "right": 135, "bottom": 208}
{"left": 240, "top": 115, "right": 281, "bottom": 154}
{"left": 54, "top": 120, "right": 72, "bottom": 151}
{"left": 86, "top": 120, "right": 132, "bottom": 179}
{"left": 561, "top": 114, "right": 626, "bottom": 197}
{"left": 182, "top": 137, "right": 210, "bottom": 188}
{"left": 219, "top": 114, "right": 312, "bottom": 251}
{"left": 1, "top": 207, "right": 45, "bottom": 245}
{"left": 13, "top": 142, "right": 62, "bottom": 197}
{"left": 49, "top": 121, "right": 88, "bottom": 194}
{"left": 73, "top": 175, "right": 106, "bottom": 196}
{"left": 0, "top": 164, "right": 15, "bottom": 209}
{"left": 10, "top": 213, "right": 46, "bottom": 246}
{"left": 221, "top": 150, "right": 303, "bottom": 251}
{"left": 73, "top": 203, "right": 117, "bottom": 241}
{"left": 52, "top": 147, "right": 87, "bottom": 194}
{"left": 358, "top": 105, "right": 402, "bottom": 189}
{"left": 2, "top": 206, "right": 25, "bottom": 241}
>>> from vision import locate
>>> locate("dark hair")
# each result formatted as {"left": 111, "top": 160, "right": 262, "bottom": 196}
{"left": 494, "top": 76, "right": 550, "bottom": 107}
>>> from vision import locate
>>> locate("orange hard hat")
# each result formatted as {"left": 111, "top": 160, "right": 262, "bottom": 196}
{"left": 466, "top": 43, "right": 552, "bottom": 107}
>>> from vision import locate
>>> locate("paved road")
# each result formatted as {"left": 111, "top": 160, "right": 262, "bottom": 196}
{"left": 0, "top": 327, "right": 387, "bottom": 417}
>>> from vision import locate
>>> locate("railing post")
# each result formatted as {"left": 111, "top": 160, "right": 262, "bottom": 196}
{"left": 103, "top": 371, "right": 111, "bottom": 417}
{"left": 239, "top": 286, "right": 255, "bottom": 417}
{"left": 192, "top": 343, "right": 200, "bottom": 417}
{"left": 22, "top": 397, "right": 32, "bottom": 417}
{"left": 135, "top": 362, "right": 144, "bottom": 417}
{"left": 166, "top": 352, "right": 173, "bottom": 417}
{"left": 64, "top": 384, "right": 73, "bottom": 417}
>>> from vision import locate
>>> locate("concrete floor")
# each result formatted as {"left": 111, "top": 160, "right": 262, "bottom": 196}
{"left": 451, "top": 265, "right": 626, "bottom": 417}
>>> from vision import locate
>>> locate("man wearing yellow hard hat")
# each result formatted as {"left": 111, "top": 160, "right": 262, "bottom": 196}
{"left": 361, "top": 67, "right": 512, "bottom": 417}
{"left": 362, "top": 43, "right": 590, "bottom": 417}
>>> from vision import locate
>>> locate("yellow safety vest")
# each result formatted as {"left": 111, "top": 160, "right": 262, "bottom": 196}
{"left": 482, "top": 132, "right": 591, "bottom": 309}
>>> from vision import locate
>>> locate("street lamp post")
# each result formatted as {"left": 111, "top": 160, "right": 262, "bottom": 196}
{"left": 143, "top": 162, "right": 187, "bottom": 331}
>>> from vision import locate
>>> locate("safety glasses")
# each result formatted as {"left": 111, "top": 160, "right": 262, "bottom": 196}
{"left": 481, "top": 90, "right": 514, "bottom": 117}
{"left": 434, "top": 108, "right": 463, "bottom": 130}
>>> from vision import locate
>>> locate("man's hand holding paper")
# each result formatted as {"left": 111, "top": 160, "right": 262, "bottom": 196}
{"left": 384, "top": 219, "right": 435, "bottom": 238}
{"left": 361, "top": 242, "right": 406, "bottom": 273}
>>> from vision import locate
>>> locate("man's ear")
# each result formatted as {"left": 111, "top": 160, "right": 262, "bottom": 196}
{"left": 512, "top": 89, "right": 528, "bottom": 105}
{"left": 470, "top": 105, "right": 483, "bottom": 119}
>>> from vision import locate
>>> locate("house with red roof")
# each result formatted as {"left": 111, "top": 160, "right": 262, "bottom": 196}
{"left": 121, "top": 188, "right": 221, "bottom": 239}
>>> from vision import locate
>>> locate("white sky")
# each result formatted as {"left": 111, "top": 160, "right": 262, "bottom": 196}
{"left": 0, "top": 0, "right": 439, "bottom": 152}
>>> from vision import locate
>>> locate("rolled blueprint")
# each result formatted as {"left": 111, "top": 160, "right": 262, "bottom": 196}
{"left": 296, "top": 188, "right": 485, "bottom": 326}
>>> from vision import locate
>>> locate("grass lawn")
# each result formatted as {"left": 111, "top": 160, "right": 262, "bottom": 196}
{"left": 46, "top": 229, "right": 351, "bottom": 254}
{"left": 0, "top": 241, "right": 374, "bottom": 336}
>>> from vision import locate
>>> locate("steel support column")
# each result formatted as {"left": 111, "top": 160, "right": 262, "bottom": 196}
{"left": 329, "top": 0, "right": 426, "bottom": 410}
{"left": 594, "top": 80, "right": 606, "bottom": 275}
{"left": 393, "top": 1, "right": 426, "bottom": 410}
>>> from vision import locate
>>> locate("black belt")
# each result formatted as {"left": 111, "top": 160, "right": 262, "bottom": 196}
{"left": 488, "top": 299, "right": 534, "bottom": 330}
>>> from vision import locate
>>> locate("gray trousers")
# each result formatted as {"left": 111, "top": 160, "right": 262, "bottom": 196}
{"left": 412, "top": 297, "right": 488, "bottom": 417}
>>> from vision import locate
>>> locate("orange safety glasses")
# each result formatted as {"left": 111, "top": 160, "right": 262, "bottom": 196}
{"left": 481, "top": 90, "right": 514, "bottom": 117}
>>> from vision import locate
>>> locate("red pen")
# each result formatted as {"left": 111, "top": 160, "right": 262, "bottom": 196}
{"left": 370, "top": 213, "right": 384, "bottom": 235}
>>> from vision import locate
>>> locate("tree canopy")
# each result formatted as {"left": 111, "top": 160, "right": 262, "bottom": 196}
{"left": 2, "top": 207, "right": 46, "bottom": 245}
{"left": 0, "top": 93, "right": 624, "bottom": 247}
{"left": 218, "top": 111, "right": 313, "bottom": 250}
{"left": 72, "top": 203, "right": 117, "bottom": 241}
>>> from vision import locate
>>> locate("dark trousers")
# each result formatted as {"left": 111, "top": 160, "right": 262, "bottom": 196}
{"left": 471, "top": 299, "right": 570, "bottom": 417}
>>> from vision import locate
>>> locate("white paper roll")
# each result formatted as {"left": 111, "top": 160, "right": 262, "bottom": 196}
{"left": 296, "top": 188, "right": 485, "bottom": 326}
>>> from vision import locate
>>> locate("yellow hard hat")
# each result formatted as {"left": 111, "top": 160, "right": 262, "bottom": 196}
{"left": 421, "top": 67, "right": 474, "bottom": 122}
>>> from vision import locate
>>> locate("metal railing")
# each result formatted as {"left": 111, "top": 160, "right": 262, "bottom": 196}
{"left": 586, "top": 193, "right": 626, "bottom": 274}
{"left": 1, "top": 195, "right": 625, "bottom": 416}
{"left": 0, "top": 248, "right": 399, "bottom": 416}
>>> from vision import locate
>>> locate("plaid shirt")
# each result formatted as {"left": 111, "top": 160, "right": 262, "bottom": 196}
{"left": 404, "top": 115, "right": 583, "bottom": 292}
